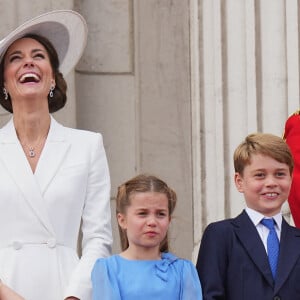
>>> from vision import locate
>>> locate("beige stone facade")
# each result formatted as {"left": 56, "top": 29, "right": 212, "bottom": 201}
{"left": 0, "top": 0, "right": 298, "bottom": 261}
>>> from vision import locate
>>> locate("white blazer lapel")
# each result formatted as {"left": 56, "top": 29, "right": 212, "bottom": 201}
{"left": 0, "top": 118, "right": 55, "bottom": 235}
{"left": 34, "top": 117, "right": 70, "bottom": 194}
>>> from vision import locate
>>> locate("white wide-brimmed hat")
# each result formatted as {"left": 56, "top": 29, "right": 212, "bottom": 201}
{"left": 0, "top": 10, "right": 87, "bottom": 76}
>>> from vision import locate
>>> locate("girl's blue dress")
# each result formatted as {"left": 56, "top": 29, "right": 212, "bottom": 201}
{"left": 91, "top": 252, "right": 202, "bottom": 299}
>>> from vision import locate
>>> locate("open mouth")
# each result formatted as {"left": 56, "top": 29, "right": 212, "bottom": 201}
{"left": 262, "top": 192, "right": 279, "bottom": 200}
{"left": 19, "top": 73, "right": 40, "bottom": 83}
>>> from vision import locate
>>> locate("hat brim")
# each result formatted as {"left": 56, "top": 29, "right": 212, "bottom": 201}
{"left": 0, "top": 10, "right": 87, "bottom": 76}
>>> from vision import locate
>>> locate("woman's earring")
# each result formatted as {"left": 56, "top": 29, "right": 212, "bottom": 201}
{"left": 49, "top": 85, "right": 55, "bottom": 98}
{"left": 3, "top": 87, "right": 8, "bottom": 100}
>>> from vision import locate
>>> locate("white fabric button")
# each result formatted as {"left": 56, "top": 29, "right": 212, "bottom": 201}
{"left": 47, "top": 238, "right": 56, "bottom": 248}
{"left": 12, "top": 241, "right": 22, "bottom": 250}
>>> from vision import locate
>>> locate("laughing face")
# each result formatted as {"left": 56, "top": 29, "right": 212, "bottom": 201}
{"left": 235, "top": 153, "right": 292, "bottom": 216}
{"left": 3, "top": 37, "right": 55, "bottom": 108}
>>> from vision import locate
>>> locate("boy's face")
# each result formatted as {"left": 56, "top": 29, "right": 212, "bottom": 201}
{"left": 234, "top": 153, "right": 292, "bottom": 217}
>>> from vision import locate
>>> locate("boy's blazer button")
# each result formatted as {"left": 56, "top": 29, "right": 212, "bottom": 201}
{"left": 46, "top": 238, "right": 57, "bottom": 248}
{"left": 273, "top": 296, "right": 281, "bottom": 300}
{"left": 12, "top": 241, "right": 22, "bottom": 250}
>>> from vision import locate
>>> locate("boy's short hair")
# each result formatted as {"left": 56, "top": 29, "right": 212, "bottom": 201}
{"left": 233, "top": 133, "right": 294, "bottom": 175}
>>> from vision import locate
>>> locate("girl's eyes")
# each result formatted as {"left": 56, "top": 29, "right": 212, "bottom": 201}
{"left": 136, "top": 211, "right": 168, "bottom": 217}
{"left": 158, "top": 212, "right": 167, "bottom": 217}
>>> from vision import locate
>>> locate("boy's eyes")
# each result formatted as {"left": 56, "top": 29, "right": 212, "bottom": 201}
{"left": 137, "top": 211, "right": 147, "bottom": 216}
{"left": 254, "top": 171, "right": 288, "bottom": 178}
{"left": 254, "top": 172, "right": 265, "bottom": 178}
{"left": 275, "top": 171, "right": 287, "bottom": 177}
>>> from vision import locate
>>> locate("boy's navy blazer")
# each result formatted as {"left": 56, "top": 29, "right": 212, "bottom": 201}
{"left": 196, "top": 210, "right": 300, "bottom": 300}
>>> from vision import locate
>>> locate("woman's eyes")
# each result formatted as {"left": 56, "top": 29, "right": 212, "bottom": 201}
{"left": 8, "top": 53, "right": 45, "bottom": 62}
{"left": 9, "top": 55, "right": 21, "bottom": 62}
{"left": 34, "top": 53, "right": 45, "bottom": 59}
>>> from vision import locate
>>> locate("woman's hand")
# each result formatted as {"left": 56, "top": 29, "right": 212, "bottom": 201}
{"left": 0, "top": 282, "right": 25, "bottom": 300}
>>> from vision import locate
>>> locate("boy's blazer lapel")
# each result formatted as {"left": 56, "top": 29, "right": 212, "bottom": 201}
{"left": 232, "top": 211, "right": 274, "bottom": 287}
{"left": 0, "top": 117, "right": 69, "bottom": 235}
{"left": 274, "top": 219, "right": 300, "bottom": 293}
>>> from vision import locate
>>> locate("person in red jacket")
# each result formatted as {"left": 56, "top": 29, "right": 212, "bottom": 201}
{"left": 284, "top": 110, "right": 300, "bottom": 227}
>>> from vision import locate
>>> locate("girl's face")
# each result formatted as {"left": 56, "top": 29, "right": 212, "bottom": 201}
{"left": 118, "top": 191, "right": 171, "bottom": 258}
{"left": 235, "top": 154, "right": 292, "bottom": 216}
{"left": 3, "top": 37, "right": 55, "bottom": 107}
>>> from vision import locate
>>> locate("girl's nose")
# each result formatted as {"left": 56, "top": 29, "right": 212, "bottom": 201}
{"left": 147, "top": 216, "right": 157, "bottom": 226}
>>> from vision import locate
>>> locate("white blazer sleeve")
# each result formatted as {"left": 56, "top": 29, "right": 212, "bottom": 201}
{"left": 63, "top": 133, "right": 112, "bottom": 300}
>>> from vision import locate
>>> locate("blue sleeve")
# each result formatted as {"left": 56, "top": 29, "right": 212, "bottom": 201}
{"left": 91, "top": 258, "right": 121, "bottom": 300}
{"left": 180, "top": 260, "right": 203, "bottom": 300}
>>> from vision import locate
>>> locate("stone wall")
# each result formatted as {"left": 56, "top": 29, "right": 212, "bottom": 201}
{"left": 0, "top": 0, "right": 298, "bottom": 261}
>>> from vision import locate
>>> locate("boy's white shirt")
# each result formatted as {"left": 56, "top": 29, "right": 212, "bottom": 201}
{"left": 245, "top": 207, "right": 282, "bottom": 252}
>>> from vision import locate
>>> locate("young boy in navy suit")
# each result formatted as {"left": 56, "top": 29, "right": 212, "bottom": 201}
{"left": 196, "top": 133, "right": 300, "bottom": 300}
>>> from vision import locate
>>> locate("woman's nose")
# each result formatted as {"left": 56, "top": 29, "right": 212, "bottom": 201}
{"left": 23, "top": 57, "right": 34, "bottom": 67}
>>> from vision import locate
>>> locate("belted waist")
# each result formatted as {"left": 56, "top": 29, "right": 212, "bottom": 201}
{"left": 0, "top": 238, "right": 75, "bottom": 250}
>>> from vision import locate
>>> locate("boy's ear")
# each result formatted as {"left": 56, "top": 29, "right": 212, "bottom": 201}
{"left": 234, "top": 172, "right": 244, "bottom": 192}
{"left": 117, "top": 213, "right": 127, "bottom": 229}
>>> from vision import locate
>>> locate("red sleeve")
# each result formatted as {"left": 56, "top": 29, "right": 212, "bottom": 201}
{"left": 284, "top": 111, "right": 300, "bottom": 227}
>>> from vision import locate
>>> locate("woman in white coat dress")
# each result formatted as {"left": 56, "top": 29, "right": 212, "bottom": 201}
{"left": 0, "top": 10, "right": 112, "bottom": 300}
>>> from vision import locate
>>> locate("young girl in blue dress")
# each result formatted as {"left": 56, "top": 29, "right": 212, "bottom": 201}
{"left": 91, "top": 174, "right": 202, "bottom": 299}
